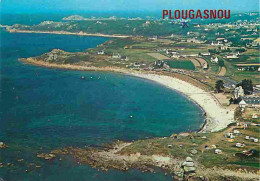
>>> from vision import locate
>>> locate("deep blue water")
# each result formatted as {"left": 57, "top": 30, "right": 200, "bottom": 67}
{"left": 0, "top": 27, "right": 204, "bottom": 181}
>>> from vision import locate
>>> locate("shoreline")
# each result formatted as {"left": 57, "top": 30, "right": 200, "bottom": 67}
{"left": 20, "top": 58, "right": 235, "bottom": 132}
{"left": 2, "top": 26, "right": 131, "bottom": 38}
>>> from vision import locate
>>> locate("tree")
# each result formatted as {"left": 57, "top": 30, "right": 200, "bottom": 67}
{"left": 229, "top": 98, "right": 234, "bottom": 104}
{"left": 218, "top": 59, "right": 225, "bottom": 67}
{"left": 215, "top": 80, "right": 224, "bottom": 93}
{"left": 237, "top": 79, "right": 253, "bottom": 95}
{"left": 234, "top": 97, "right": 242, "bottom": 104}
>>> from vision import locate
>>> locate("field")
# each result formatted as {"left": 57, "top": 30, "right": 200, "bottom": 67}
{"left": 166, "top": 60, "right": 195, "bottom": 70}
{"left": 146, "top": 53, "right": 170, "bottom": 60}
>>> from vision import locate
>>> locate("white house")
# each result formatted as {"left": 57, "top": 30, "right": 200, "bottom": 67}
{"left": 97, "top": 50, "right": 105, "bottom": 55}
{"left": 215, "top": 149, "right": 222, "bottom": 154}
{"left": 171, "top": 54, "right": 180, "bottom": 59}
{"left": 112, "top": 53, "right": 121, "bottom": 59}
{"left": 201, "top": 52, "right": 210, "bottom": 56}
{"left": 239, "top": 100, "right": 247, "bottom": 108}
{"left": 226, "top": 54, "right": 238, "bottom": 59}
{"left": 220, "top": 45, "right": 228, "bottom": 50}
{"left": 211, "top": 57, "right": 219, "bottom": 64}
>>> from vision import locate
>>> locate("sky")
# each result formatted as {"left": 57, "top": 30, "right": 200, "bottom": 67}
{"left": 0, "top": 0, "right": 259, "bottom": 14}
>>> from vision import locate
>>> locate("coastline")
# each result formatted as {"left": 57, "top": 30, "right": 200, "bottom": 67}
{"left": 20, "top": 58, "right": 235, "bottom": 132}
{"left": 2, "top": 26, "right": 131, "bottom": 38}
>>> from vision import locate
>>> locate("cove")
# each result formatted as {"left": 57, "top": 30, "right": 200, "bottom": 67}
{"left": 0, "top": 29, "right": 204, "bottom": 181}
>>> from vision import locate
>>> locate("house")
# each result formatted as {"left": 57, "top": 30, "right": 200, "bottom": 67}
{"left": 149, "top": 36, "right": 157, "bottom": 41}
{"left": 133, "top": 62, "right": 141, "bottom": 68}
{"left": 112, "top": 53, "right": 121, "bottom": 59}
{"left": 166, "top": 49, "right": 176, "bottom": 55}
{"left": 215, "top": 38, "right": 227, "bottom": 45}
{"left": 171, "top": 54, "right": 180, "bottom": 59}
{"left": 215, "top": 149, "right": 222, "bottom": 154}
{"left": 220, "top": 45, "right": 228, "bottom": 50}
{"left": 252, "top": 114, "right": 258, "bottom": 119}
{"left": 239, "top": 100, "right": 247, "bottom": 108}
{"left": 210, "top": 57, "right": 219, "bottom": 64}
{"left": 241, "top": 97, "right": 260, "bottom": 107}
{"left": 211, "top": 41, "right": 223, "bottom": 46}
{"left": 97, "top": 50, "right": 105, "bottom": 55}
{"left": 201, "top": 52, "right": 210, "bottom": 56}
{"left": 121, "top": 56, "right": 128, "bottom": 61}
{"left": 216, "top": 38, "right": 225, "bottom": 41}
{"left": 226, "top": 54, "right": 238, "bottom": 59}
{"left": 154, "top": 60, "right": 165, "bottom": 68}
{"left": 236, "top": 143, "right": 245, "bottom": 148}
{"left": 166, "top": 50, "right": 180, "bottom": 58}
{"left": 187, "top": 38, "right": 204, "bottom": 44}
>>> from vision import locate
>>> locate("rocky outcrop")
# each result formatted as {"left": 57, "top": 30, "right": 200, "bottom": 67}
{"left": 37, "top": 153, "right": 56, "bottom": 160}
{"left": 181, "top": 157, "right": 197, "bottom": 180}
{"left": 182, "top": 157, "right": 196, "bottom": 173}
{"left": 0, "top": 142, "right": 8, "bottom": 149}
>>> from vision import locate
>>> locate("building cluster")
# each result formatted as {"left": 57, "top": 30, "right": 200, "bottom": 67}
{"left": 239, "top": 97, "right": 260, "bottom": 108}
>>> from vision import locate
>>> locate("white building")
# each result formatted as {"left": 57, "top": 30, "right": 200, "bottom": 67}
{"left": 112, "top": 53, "right": 121, "bottom": 59}
{"left": 226, "top": 54, "right": 238, "bottom": 59}
{"left": 97, "top": 50, "right": 105, "bottom": 55}
{"left": 239, "top": 100, "right": 247, "bottom": 108}
{"left": 211, "top": 57, "right": 219, "bottom": 64}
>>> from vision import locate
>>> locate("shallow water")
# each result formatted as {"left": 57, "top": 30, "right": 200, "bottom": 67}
{"left": 0, "top": 28, "right": 204, "bottom": 180}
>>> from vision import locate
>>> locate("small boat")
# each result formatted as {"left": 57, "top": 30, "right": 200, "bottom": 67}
{"left": 81, "top": 76, "right": 85, "bottom": 79}
{"left": 130, "top": 115, "right": 133, "bottom": 118}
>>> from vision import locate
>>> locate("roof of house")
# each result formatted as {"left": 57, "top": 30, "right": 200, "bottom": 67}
{"left": 242, "top": 97, "right": 260, "bottom": 104}
{"left": 239, "top": 100, "right": 247, "bottom": 105}
{"left": 121, "top": 56, "right": 128, "bottom": 59}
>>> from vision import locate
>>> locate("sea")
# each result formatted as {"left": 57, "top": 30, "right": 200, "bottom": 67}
{"left": 0, "top": 14, "right": 204, "bottom": 181}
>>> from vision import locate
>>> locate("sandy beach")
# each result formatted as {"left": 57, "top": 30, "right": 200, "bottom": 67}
{"left": 3, "top": 26, "right": 131, "bottom": 38}
{"left": 130, "top": 73, "right": 235, "bottom": 132}
{"left": 20, "top": 58, "right": 235, "bottom": 132}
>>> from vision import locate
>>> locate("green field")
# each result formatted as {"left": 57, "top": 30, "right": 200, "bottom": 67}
{"left": 166, "top": 60, "right": 195, "bottom": 70}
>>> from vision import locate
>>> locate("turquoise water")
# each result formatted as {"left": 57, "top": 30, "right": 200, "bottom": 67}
{"left": 0, "top": 29, "right": 204, "bottom": 180}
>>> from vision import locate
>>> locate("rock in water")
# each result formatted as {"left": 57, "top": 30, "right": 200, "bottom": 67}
{"left": 0, "top": 142, "right": 8, "bottom": 149}
{"left": 37, "top": 153, "right": 56, "bottom": 160}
